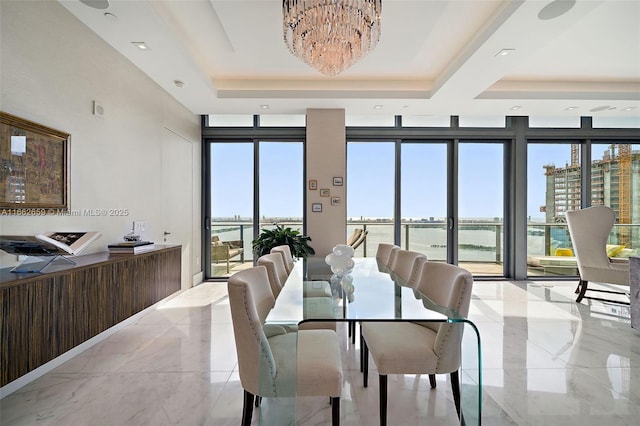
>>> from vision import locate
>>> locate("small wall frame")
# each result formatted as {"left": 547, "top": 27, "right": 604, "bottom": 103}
{"left": 312, "top": 203, "right": 322, "bottom": 212}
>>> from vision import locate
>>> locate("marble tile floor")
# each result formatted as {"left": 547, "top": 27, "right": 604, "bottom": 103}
{"left": 1, "top": 279, "right": 639, "bottom": 426}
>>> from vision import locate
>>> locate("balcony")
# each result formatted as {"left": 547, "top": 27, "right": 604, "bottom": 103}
{"left": 209, "top": 221, "right": 638, "bottom": 278}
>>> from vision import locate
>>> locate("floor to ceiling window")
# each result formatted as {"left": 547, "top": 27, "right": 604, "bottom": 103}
{"left": 209, "top": 142, "right": 254, "bottom": 278}
{"left": 526, "top": 143, "right": 581, "bottom": 277}
{"left": 206, "top": 139, "right": 304, "bottom": 279}
{"left": 346, "top": 141, "right": 395, "bottom": 257}
{"left": 458, "top": 142, "right": 504, "bottom": 276}
{"left": 258, "top": 141, "right": 304, "bottom": 230}
{"left": 400, "top": 142, "right": 448, "bottom": 261}
{"left": 591, "top": 143, "right": 640, "bottom": 258}
{"left": 347, "top": 139, "right": 506, "bottom": 277}
{"left": 203, "top": 114, "right": 638, "bottom": 281}
{"left": 525, "top": 141, "right": 640, "bottom": 278}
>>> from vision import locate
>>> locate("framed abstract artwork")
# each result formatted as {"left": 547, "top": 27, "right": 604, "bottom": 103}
{"left": 0, "top": 112, "right": 70, "bottom": 212}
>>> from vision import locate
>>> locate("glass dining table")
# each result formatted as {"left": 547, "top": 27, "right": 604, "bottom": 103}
{"left": 259, "top": 257, "right": 482, "bottom": 425}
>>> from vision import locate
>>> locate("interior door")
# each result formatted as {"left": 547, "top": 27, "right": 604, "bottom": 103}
{"left": 162, "top": 127, "right": 194, "bottom": 290}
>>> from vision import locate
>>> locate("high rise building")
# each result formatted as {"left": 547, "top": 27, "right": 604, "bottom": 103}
{"left": 544, "top": 144, "right": 640, "bottom": 245}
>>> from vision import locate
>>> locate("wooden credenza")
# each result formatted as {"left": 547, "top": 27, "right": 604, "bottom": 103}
{"left": 0, "top": 245, "right": 181, "bottom": 387}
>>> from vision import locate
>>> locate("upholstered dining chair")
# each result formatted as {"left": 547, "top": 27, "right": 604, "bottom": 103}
{"left": 228, "top": 266, "right": 343, "bottom": 426}
{"left": 357, "top": 248, "right": 427, "bottom": 365}
{"left": 388, "top": 249, "right": 427, "bottom": 287}
{"left": 257, "top": 253, "right": 289, "bottom": 298}
{"left": 257, "top": 253, "right": 336, "bottom": 331}
{"left": 386, "top": 246, "right": 401, "bottom": 269}
{"left": 566, "top": 205, "right": 630, "bottom": 303}
{"left": 271, "top": 245, "right": 295, "bottom": 274}
{"left": 269, "top": 245, "right": 333, "bottom": 298}
{"left": 361, "top": 261, "right": 474, "bottom": 426}
{"left": 375, "top": 243, "right": 399, "bottom": 266}
{"left": 258, "top": 252, "right": 332, "bottom": 299}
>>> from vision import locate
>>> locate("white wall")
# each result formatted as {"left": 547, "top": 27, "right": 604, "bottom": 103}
{"left": 306, "top": 109, "right": 347, "bottom": 257}
{"left": 0, "top": 1, "right": 202, "bottom": 286}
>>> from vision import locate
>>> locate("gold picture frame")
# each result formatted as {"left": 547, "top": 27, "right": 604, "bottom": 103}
{"left": 0, "top": 112, "right": 70, "bottom": 212}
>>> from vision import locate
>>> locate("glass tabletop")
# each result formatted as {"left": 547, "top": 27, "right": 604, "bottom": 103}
{"left": 261, "top": 257, "right": 482, "bottom": 425}
{"left": 268, "top": 258, "right": 461, "bottom": 322}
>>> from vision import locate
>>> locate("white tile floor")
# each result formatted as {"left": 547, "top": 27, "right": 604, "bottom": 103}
{"left": 1, "top": 279, "right": 639, "bottom": 425}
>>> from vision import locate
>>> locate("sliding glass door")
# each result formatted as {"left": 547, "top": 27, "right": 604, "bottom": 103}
{"left": 458, "top": 142, "right": 504, "bottom": 276}
{"left": 400, "top": 142, "right": 448, "bottom": 261}
{"left": 526, "top": 143, "right": 581, "bottom": 277}
{"left": 346, "top": 141, "right": 395, "bottom": 257}
{"left": 209, "top": 143, "right": 254, "bottom": 278}
{"left": 347, "top": 139, "right": 506, "bottom": 277}
{"left": 206, "top": 140, "right": 303, "bottom": 279}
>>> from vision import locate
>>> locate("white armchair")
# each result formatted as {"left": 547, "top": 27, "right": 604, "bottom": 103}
{"left": 566, "top": 205, "right": 630, "bottom": 303}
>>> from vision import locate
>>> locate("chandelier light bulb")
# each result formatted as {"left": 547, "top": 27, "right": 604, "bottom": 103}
{"left": 283, "top": 0, "right": 382, "bottom": 76}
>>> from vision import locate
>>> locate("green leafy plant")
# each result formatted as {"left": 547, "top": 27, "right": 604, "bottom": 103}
{"left": 252, "top": 224, "right": 315, "bottom": 259}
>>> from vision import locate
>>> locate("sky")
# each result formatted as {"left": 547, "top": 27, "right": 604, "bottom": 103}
{"left": 211, "top": 141, "right": 624, "bottom": 221}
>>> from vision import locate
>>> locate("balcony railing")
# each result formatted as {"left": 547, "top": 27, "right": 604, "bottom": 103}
{"left": 209, "top": 221, "right": 638, "bottom": 277}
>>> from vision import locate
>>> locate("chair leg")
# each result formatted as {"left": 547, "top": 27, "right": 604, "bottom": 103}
{"left": 242, "top": 390, "right": 254, "bottom": 426}
{"left": 360, "top": 326, "right": 365, "bottom": 372}
{"left": 379, "top": 375, "right": 388, "bottom": 426}
{"left": 575, "top": 279, "right": 588, "bottom": 303}
{"left": 429, "top": 374, "right": 437, "bottom": 388}
{"left": 254, "top": 395, "right": 261, "bottom": 407}
{"left": 363, "top": 339, "right": 369, "bottom": 387}
{"left": 331, "top": 396, "right": 340, "bottom": 426}
{"left": 450, "top": 370, "right": 461, "bottom": 420}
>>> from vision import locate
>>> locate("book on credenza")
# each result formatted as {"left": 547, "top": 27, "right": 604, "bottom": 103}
{"left": 0, "top": 232, "right": 102, "bottom": 257}
{"left": 108, "top": 240, "right": 155, "bottom": 254}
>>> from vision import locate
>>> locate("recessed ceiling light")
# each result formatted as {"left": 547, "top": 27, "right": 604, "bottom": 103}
{"left": 590, "top": 105, "right": 610, "bottom": 112}
{"left": 538, "top": 0, "right": 576, "bottom": 21}
{"left": 260, "top": 105, "right": 269, "bottom": 109}
{"left": 131, "top": 42, "right": 150, "bottom": 51}
{"left": 103, "top": 12, "right": 118, "bottom": 21}
{"left": 623, "top": 107, "right": 636, "bottom": 111}
{"left": 174, "top": 80, "right": 185, "bottom": 88}
{"left": 564, "top": 106, "right": 579, "bottom": 111}
{"left": 510, "top": 106, "right": 522, "bottom": 110}
{"left": 374, "top": 105, "right": 383, "bottom": 110}
{"left": 80, "top": 0, "right": 109, "bottom": 9}
{"left": 495, "top": 49, "right": 515, "bottom": 57}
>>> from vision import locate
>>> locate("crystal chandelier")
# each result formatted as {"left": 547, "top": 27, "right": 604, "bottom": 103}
{"left": 283, "top": 0, "right": 382, "bottom": 76}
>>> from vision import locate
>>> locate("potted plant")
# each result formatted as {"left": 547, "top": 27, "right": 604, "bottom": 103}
{"left": 252, "top": 224, "right": 315, "bottom": 259}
